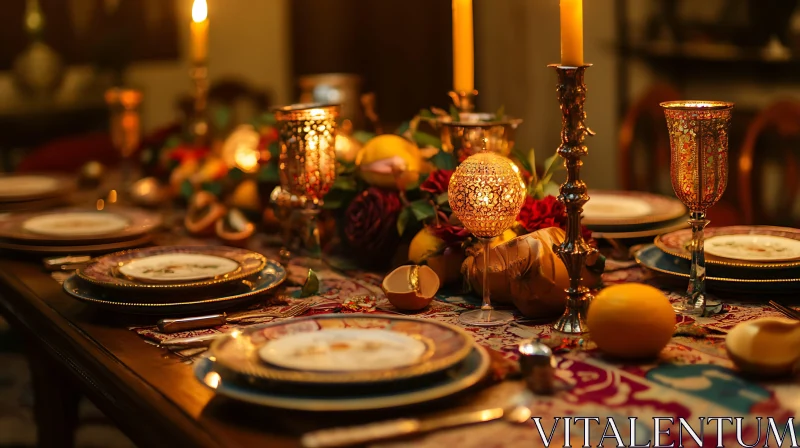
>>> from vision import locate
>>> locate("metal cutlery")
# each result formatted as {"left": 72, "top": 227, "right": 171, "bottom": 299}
{"left": 300, "top": 404, "right": 532, "bottom": 448}
{"left": 157, "top": 301, "right": 312, "bottom": 334}
{"left": 769, "top": 300, "right": 800, "bottom": 320}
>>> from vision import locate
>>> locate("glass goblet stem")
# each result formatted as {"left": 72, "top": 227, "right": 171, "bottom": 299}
{"left": 479, "top": 237, "right": 494, "bottom": 313}
{"left": 301, "top": 208, "right": 322, "bottom": 261}
{"left": 686, "top": 211, "right": 709, "bottom": 314}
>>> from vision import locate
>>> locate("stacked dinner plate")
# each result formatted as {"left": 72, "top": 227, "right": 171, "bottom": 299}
{"left": 636, "top": 225, "right": 800, "bottom": 295}
{"left": 0, "top": 207, "right": 161, "bottom": 255}
{"left": 583, "top": 190, "right": 688, "bottom": 240}
{"left": 0, "top": 173, "right": 75, "bottom": 212}
{"left": 195, "top": 314, "right": 489, "bottom": 411}
{"left": 63, "top": 245, "right": 286, "bottom": 315}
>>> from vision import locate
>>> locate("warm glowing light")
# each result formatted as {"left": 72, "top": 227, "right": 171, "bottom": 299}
{"left": 203, "top": 372, "right": 221, "bottom": 389}
{"left": 192, "top": 0, "right": 208, "bottom": 22}
{"left": 107, "top": 190, "right": 118, "bottom": 203}
{"left": 234, "top": 145, "right": 260, "bottom": 173}
{"left": 96, "top": 199, "right": 105, "bottom": 210}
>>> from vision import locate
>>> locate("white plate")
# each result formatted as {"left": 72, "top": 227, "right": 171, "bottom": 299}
{"left": 259, "top": 328, "right": 428, "bottom": 372}
{"left": 705, "top": 234, "right": 800, "bottom": 262}
{"left": 22, "top": 212, "right": 130, "bottom": 237}
{"left": 583, "top": 194, "right": 653, "bottom": 220}
{"left": 0, "top": 175, "right": 59, "bottom": 198}
{"left": 118, "top": 253, "right": 240, "bottom": 282}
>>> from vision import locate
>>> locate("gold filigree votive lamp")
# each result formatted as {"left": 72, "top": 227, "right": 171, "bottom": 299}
{"left": 105, "top": 88, "right": 143, "bottom": 201}
{"left": 275, "top": 103, "right": 340, "bottom": 260}
{"left": 439, "top": 113, "right": 522, "bottom": 162}
{"left": 448, "top": 151, "right": 526, "bottom": 326}
{"left": 661, "top": 100, "right": 733, "bottom": 317}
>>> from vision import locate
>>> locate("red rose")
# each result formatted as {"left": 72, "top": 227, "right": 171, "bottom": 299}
{"left": 517, "top": 195, "right": 594, "bottom": 243}
{"left": 344, "top": 187, "right": 403, "bottom": 264}
{"left": 420, "top": 169, "right": 454, "bottom": 196}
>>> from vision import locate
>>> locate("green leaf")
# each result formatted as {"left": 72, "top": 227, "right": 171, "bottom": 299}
{"left": 436, "top": 192, "right": 449, "bottom": 205}
{"left": 331, "top": 175, "right": 357, "bottom": 191}
{"left": 449, "top": 105, "right": 461, "bottom": 122}
{"left": 495, "top": 105, "right": 505, "bottom": 121}
{"left": 419, "top": 109, "right": 436, "bottom": 119}
{"left": 228, "top": 168, "right": 244, "bottom": 183}
{"left": 395, "top": 121, "right": 410, "bottom": 135}
{"left": 511, "top": 148, "right": 532, "bottom": 173}
{"left": 429, "top": 151, "right": 456, "bottom": 170}
{"left": 258, "top": 162, "right": 280, "bottom": 183}
{"left": 299, "top": 269, "right": 320, "bottom": 298}
{"left": 213, "top": 107, "right": 231, "bottom": 130}
{"left": 412, "top": 131, "right": 442, "bottom": 149}
{"left": 268, "top": 141, "right": 280, "bottom": 159}
{"left": 397, "top": 208, "right": 412, "bottom": 236}
{"left": 352, "top": 131, "right": 377, "bottom": 144}
{"left": 180, "top": 179, "right": 194, "bottom": 199}
{"left": 408, "top": 199, "right": 436, "bottom": 221}
{"left": 543, "top": 182, "right": 561, "bottom": 198}
{"left": 543, "top": 152, "right": 561, "bottom": 176}
{"left": 202, "top": 181, "right": 223, "bottom": 197}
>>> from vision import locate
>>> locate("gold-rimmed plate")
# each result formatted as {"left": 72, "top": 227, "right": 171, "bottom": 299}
{"left": 583, "top": 190, "right": 686, "bottom": 228}
{"left": 210, "top": 314, "right": 474, "bottom": 386}
{"left": 77, "top": 246, "right": 266, "bottom": 291}
{"left": 656, "top": 226, "right": 800, "bottom": 269}
{"left": 63, "top": 260, "right": 286, "bottom": 315}
{"left": 0, "top": 207, "right": 162, "bottom": 244}
{"left": 0, "top": 174, "right": 74, "bottom": 202}
{"left": 0, "top": 233, "right": 152, "bottom": 255}
{"left": 196, "top": 343, "right": 489, "bottom": 411}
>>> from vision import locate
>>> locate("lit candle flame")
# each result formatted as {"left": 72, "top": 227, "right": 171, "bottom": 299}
{"left": 192, "top": 0, "right": 208, "bottom": 23}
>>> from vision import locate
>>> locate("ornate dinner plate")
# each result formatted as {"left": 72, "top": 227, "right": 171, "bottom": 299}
{"left": 591, "top": 215, "right": 689, "bottom": 240}
{"left": 0, "top": 207, "right": 162, "bottom": 244}
{"left": 0, "top": 233, "right": 152, "bottom": 255}
{"left": 635, "top": 245, "right": 800, "bottom": 294}
{"left": 63, "top": 260, "right": 286, "bottom": 315}
{"left": 77, "top": 246, "right": 267, "bottom": 291}
{"left": 210, "top": 314, "right": 474, "bottom": 385}
{"left": 0, "top": 174, "right": 73, "bottom": 202}
{"left": 656, "top": 226, "right": 800, "bottom": 269}
{"left": 583, "top": 191, "right": 686, "bottom": 227}
{"left": 196, "top": 344, "right": 489, "bottom": 411}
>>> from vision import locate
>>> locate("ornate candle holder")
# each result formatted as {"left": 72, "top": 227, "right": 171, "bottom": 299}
{"left": 275, "top": 103, "right": 340, "bottom": 261}
{"left": 190, "top": 64, "right": 210, "bottom": 146}
{"left": 661, "top": 101, "right": 733, "bottom": 316}
{"left": 105, "top": 87, "right": 142, "bottom": 201}
{"left": 448, "top": 89, "right": 479, "bottom": 113}
{"left": 550, "top": 64, "right": 597, "bottom": 334}
{"left": 438, "top": 113, "right": 522, "bottom": 162}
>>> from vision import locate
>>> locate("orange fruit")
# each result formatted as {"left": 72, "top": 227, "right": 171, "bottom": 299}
{"left": 587, "top": 283, "right": 675, "bottom": 359}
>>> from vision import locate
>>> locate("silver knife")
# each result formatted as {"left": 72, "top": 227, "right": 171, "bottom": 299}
{"left": 160, "top": 333, "right": 225, "bottom": 349}
{"left": 157, "top": 302, "right": 312, "bottom": 333}
{"left": 301, "top": 405, "right": 531, "bottom": 448}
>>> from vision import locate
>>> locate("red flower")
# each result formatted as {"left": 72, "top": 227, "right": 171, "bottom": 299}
{"left": 166, "top": 145, "right": 209, "bottom": 163}
{"left": 430, "top": 224, "right": 471, "bottom": 248}
{"left": 344, "top": 188, "right": 403, "bottom": 265}
{"left": 517, "top": 195, "right": 593, "bottom": 243}
{"left": 420, "top": 169, "right": 454, "bottom": 196}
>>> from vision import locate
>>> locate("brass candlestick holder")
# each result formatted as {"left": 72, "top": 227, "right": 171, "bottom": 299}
{"left": 438, "top": 112, "right": 522, "bottom": 161}
{"left": 190, "top": 64, "right": 210, "bottom": 146}
{"left": 550, "top": 64, "right": 597, "bottom": 334}
{"left": 448, "top": 89, "right": 479, "bottom": 113}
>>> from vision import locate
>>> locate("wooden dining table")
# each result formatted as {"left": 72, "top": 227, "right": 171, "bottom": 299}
{"left": 1, "top": 238, "right": 798, "bottom": 448}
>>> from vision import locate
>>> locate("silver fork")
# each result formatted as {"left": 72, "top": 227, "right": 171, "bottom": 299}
{"left": 157, "top": 301, "right": 313, "bottom": 334}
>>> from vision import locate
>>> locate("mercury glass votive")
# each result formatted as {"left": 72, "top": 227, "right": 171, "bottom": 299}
{"left": 448, "top": 151, "right": 526, "bottom": 326}
{"left": 661, "top": 100, "right": 733, "bottom": 317}
{"left": 275, "top": 103, "right": 340, "bottom": 260}
{"left": 439, "top": 113, "right": 522, "bottom": 162}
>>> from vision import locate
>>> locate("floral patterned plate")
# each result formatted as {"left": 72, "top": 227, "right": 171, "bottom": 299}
{"left": 583, "top": 191, "right": 686, "bottom": 228}
{"left": 656, "top": 226, "right": 800, "bottom": 269}
{"left": 0, "top": 207, "right": 162, "bottom": 244}
{"left": 63, "top": 260, "right": 286, "bottom": 315}
{"left": 196, "top": 343, "right": 488, "bottom": 411}
{"left": 77, "top": 246, "right": 266, "bottom": 290}
{"left": 210, "top": 314, "right": 474, "bottom": 385}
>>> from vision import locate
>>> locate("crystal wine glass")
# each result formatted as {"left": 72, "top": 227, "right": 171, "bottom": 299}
{"left": 105, "top": 88, "right": 142, "bottom": 202}
{"left": 274, "top": 103, "right": 340, "bottom": 263}
{"left": 661, "top": 100, "right": 734, "bottom": 316}
{"left": 448, "top": 151, "right": 526, "bottom": 326}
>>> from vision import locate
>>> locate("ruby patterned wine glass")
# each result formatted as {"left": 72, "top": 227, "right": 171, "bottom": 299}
{"left": 661, "top": 101, "right": 734, "bottom": 316}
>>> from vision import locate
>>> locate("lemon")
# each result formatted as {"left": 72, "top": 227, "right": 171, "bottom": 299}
{"left": 409, "top": 227, "right": 464, "bottom": 285}
{"left": 356, "top": 135, "right": 421, "bottom": 189}
{"left": 587, "top": 283, "right": 675, "bottom": 359}
{"left": 228, "top": 179, "right": 260, "bottom": 211}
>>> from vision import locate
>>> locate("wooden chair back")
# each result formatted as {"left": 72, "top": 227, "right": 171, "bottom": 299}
{"left": 618, "top": 83, "right": 682, "bottom": 193}
{"left": 738, "top": 100, "right": 800, "bottom": 226}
